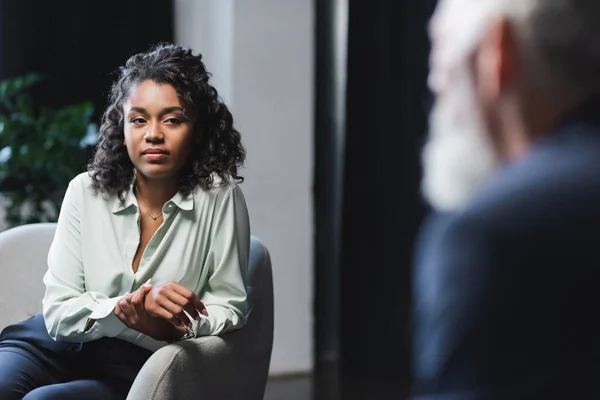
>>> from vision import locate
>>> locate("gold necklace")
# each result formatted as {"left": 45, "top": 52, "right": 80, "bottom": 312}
{"left": 136, "top": 197, "right": 163, "bottom": 221}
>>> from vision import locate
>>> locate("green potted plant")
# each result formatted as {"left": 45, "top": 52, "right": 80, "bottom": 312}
{"left": 0, "top": 73, "right": 97, "bottom": 228}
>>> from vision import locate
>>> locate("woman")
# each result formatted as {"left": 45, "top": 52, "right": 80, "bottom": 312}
{"left": 0, "top": 44, "right": 250, "bottom": 399}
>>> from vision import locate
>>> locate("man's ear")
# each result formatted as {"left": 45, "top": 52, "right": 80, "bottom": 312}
{"left": 474, "top": 17, "right": 518, "bottom": 102}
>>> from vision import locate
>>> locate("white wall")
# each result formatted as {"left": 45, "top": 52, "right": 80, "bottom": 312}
{"left": 174, "top": 0, "right": 315, "bottom": 375}
{"left": 174, "top": 0, "right": 235, "bottom": 106}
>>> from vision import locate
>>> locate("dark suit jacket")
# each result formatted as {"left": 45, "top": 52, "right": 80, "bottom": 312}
{"left": 411, "top": 101, "right": 600, "bottom": 399}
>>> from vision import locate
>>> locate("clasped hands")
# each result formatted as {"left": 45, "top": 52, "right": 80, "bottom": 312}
{"left": 114, "top": 279, "right": 208, "bottom": 342}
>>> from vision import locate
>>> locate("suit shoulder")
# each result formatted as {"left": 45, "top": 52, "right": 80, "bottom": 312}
{"left": 467, "top": 135, "right": 600, "bottom": 224}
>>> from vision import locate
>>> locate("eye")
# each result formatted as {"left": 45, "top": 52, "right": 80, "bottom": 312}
{"left": 129, "top": 117, "right": 146, "bottom": 125}
{"left": 165, "top": 117, "right": 182, "bottom": 125}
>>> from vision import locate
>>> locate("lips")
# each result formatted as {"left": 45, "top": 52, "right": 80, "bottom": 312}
{"left": 142, "top": 148, "right": 168, "bottom": 155}
{"left": 142, "top": 148, "right": 168, "bottom": 161}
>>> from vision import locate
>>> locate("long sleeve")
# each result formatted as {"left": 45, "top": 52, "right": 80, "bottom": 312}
{"left": 194, "top": 183, "right": 250, "bottom": 336}
{"left": 411, "top": 213, "right": 558, "bottom": 399}
{"left": 42, "top": 180, "right": 126, "bottom": 342}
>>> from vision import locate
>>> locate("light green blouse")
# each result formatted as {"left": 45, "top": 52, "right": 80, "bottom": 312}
{"left": 42, "top": 172, "right": 250, "bottom": 351}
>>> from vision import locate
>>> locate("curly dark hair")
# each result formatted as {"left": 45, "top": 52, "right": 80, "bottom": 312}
{"left": 88, "top": 43, "right": 245, "bottom": 198}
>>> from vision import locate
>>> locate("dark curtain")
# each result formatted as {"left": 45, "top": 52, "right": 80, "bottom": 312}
{"left": 340, "top": 0, "right": 436, "bottom": 395}
{"left": 0, "top": 0, "right": 174, "bottom": 120}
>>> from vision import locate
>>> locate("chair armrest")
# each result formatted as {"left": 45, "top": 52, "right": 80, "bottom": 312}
{"left": 127, "top": 236, "right": 274, "bottom": 400}
{"left": 127, "top": 328, "right": 268, "bottom": 400}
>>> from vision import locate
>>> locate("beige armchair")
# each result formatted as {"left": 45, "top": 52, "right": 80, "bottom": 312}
{"left": 0, "top": 223, "right": 274, "bottom": 400}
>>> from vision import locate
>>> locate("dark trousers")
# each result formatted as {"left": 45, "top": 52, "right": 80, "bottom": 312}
{"left": 0, "top": 314, "right": 152, "bottom": 400}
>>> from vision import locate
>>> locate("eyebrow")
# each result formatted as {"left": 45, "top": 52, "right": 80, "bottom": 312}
{"left": 128, "top": 106, "right": 184, "bottom": 116}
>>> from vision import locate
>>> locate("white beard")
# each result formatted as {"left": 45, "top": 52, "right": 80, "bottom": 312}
{"left": 421, "top": 66, "right": 499, "bottom": 212}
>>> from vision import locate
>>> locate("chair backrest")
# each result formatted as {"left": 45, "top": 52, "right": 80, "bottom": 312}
{"left": 0, "top": 223, "right": 57, "bottom": 330}
{"left": 244, "top": 236, "right": 275, "bottom": 377}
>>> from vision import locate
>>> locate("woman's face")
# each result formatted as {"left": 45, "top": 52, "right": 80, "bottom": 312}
{"left": 123, "top": 80, "right": 194, "bottom": 181}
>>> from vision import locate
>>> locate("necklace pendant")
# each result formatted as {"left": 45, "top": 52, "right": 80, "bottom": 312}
{"left": 150, "top": 214, "right": 159, "bottom": 220}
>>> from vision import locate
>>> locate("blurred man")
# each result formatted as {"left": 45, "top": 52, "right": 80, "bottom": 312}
{"left": 412, "top": 0, "right": 600, "bottom": 398}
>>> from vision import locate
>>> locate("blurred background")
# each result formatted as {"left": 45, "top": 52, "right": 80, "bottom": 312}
{"left": 0, "top": 0, "right": 437, "bottom": 398}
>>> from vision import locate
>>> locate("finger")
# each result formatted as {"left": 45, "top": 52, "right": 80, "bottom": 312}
{"left": 118, "top": 307, "right": 132, "bottom": 327}
{"left": 132, "top": 280, "right": 153, "bottom": 309}
{"left": 169, "top": 284, "right": 207, "bottom": 319}
{"left": 173, "top": 324, "right": 189, "bottom": 337}
{"left": 150, "top": 284, "right": 197, "bottom": 321}
{"left": 119, "top": 297, "right": 131, "bottom": 317}
{"left": 117, "top": 308, "right": 131, "bottom": 327}
{"left": 189, "top": 297, "right": 207, "bottom": 318}
{"left": 114, "top": 299, "right": 132, "bottom": 326}
{"left": 200, "top": 303, "right": 209, "bottom": 317}
{"left": 155, "top": 296, "right": 193, "bottom": 327}
{"left": 119, "top": 292, "right": 131, "bottom": 309}
{"left": 168, "top": 282, "right": 195, "bottom": 299}
{"left": 114, "top": 301, "right": 122, "bottom": 317}
{"left": 162, "top": 290, "right": 201, "bottom": 321}
{"left": 119, "top": 294, "right": 136, "bottom": 323}
{"left": 151, "top": 306, "right": 188, "bottom": 329}
{"left": 140, "top": 278, "right": 153, "bottom": 292}
{"left": 124, "top": 291, "right": 135, "bottom": 301}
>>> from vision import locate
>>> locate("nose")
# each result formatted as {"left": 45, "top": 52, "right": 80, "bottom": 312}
{"left": 143, "top": 120, "right": 164, "bottom": 142}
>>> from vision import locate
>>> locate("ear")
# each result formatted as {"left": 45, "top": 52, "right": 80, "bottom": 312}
{"left": 474, "top": 17, "right": 518, "bottom": 101}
